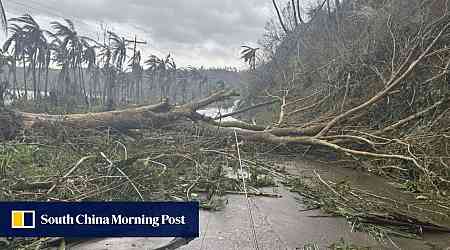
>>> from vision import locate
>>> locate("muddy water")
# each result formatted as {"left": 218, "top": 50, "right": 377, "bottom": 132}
{"left": 49, "top": 107, "right": 450, "bottom": 249}
{"left": 179, "top": 188, "right": 380, "bottom": 250}
{"left": 177, "top": 157, "right": 450, "bottom": 250}
{"left": 63, "top": 157, "right": 450, "bottom": 250}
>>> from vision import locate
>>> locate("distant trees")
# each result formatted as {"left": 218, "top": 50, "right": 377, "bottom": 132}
{"left": 144, "top": 54, "right": 177, "bottom": 102}
{"left": 1, "top": 13, "right": 228, "bottom": 110}
{"left": 8, "top": 14, "right": 49, "bottom": 100}
{"left": 3, "top": 23, "right": 25, "bottom": 99}
{"left": 51, "top": 19, "right": 95, "bottom": 104}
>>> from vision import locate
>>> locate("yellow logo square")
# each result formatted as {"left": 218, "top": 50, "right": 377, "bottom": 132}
{"left": 11, "top": 211, "right": 35, "bottom": 229}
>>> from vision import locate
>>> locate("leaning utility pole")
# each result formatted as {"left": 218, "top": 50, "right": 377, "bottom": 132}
{"left": 126, "top": 35, "right": 147, "bottom": 61}
{"left": 125, "top": 35, "right": 147, "bottom": 103}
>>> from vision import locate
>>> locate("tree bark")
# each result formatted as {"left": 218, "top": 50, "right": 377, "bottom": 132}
{"left": 2, "top": 89, "right": 239, "bottom": 133}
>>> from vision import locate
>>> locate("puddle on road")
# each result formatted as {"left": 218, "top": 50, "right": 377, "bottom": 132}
{"left": 45, "top": 106, "right": 449, "bottom": 250}
{"left": 58, "top": 157, "right": 450, "bottom": 250}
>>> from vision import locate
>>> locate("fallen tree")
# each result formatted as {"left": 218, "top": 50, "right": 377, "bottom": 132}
{"left": 1, "top": 90, "right": 239, "bottom": 135}
{"left": 1, "top": 5, "right": 450, "bottom": 248}
{"left": 2, "top": 18, "right": 450, "bottom": 187}
{"left": 1, "top": 0, "right": 449, "bottom": 202}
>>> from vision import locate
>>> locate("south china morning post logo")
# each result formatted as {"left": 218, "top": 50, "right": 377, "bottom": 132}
{"left": 1, "top": 202, "right": 199, "bottom": 237}
{"left": 11, "top": 210, "right": 35, "bottom": 229}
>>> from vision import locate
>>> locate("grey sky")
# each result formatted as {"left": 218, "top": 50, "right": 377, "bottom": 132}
{"left": 2, "top": 0, "right": 276, "bottom": 68}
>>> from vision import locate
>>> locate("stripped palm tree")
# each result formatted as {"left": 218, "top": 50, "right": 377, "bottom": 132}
{"left": 240, "top": 46, "right": 259, "bottom": 71}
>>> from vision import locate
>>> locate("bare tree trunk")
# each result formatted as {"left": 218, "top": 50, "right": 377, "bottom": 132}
{"left": 32, "top": 53, "right": 37, "bottom": 100}
{"left": 44, "top": 62, "right": 49, "bottom": 98}
{"left": 12, "top": 56, "right": 18, "bottom": 99}
{"left": 37, "top": 60, "right": 42, "bottom": 100}
{"left": 22, "top": 56, "right": 27, "bottom": 100}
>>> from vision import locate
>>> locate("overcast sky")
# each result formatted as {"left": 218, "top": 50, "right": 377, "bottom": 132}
{"left": 2, "top": 0, "right": 278, "bottom": 68}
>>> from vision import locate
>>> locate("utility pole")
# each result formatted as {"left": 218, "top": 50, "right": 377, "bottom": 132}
{"left": 125, "top": 35, "right": 147, "bottom": 103}
{"left": 126, "top": 35, "right": 147, "bottom": 61}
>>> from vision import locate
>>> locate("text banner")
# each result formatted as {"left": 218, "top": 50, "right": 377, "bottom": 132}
{"left": 0, "top": 202, "right": 199, "bottom": 237}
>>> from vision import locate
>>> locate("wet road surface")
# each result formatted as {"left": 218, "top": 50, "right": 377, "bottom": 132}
{"left": 56, "top": 157, "right": 450, "bottom": 250}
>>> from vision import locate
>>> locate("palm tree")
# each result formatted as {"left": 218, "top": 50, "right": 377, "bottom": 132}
{"left": 164, "top": 54, "right": 176, "bottom": 101}
{"left": 108, "top": 32, "right": 127, "bottom": 71}
{"left": 108, "top": 31, "right": 128, "bottom": 104}
{"left": 145, "top": 55, "right": 165, "bottom": 101}
{"left": 128, "top": 50, "right": 143, "bottom": 103}
{"left": 82, "top": 42, "right": 98, "bottom": 104}
{"left": 187, "top": 66, "right": 206, "bottom": 99}
{"left": 144, "top": 54, "right": 159, "bottom": 100}
{"left": 51, "top": 19, "right": 93, "bottom": 104}
{"left": 240, "top": 46, "right": 259, "bottom": 71}
{"left": 98, "top": 41, "right": 114, "bottom": 109}
{"left": 3, "top": 23, "right": 26, "bottom": 99}
{"left": 175, "top": 68, "right": 189, "bottom": 104}
{"left": 48, "top": 35, "right": 68, "bottom": 96}
{"left": 9, "top": 14, "right": 48, "bottom": 100}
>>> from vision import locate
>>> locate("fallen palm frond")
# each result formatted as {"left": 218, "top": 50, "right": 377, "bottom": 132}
{"left": 290, "top": 170, "right": 450, "bottom": 242}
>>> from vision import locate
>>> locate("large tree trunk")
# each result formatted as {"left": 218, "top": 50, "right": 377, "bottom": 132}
{"left": 1, "top": 90, "right": 239, "bottom": 135}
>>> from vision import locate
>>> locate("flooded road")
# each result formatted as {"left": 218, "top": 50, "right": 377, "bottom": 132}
{"left": 62, "top": 157, "right": 450, "bottom": 250}
{"left": 180, "top": 187, "right": 380, "bottom": 250}
{"left": 178, "top": 157, "right": 450, "bottom": 250}
{"left": 47, "top": 105, "right": 450, "bottom": 250}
